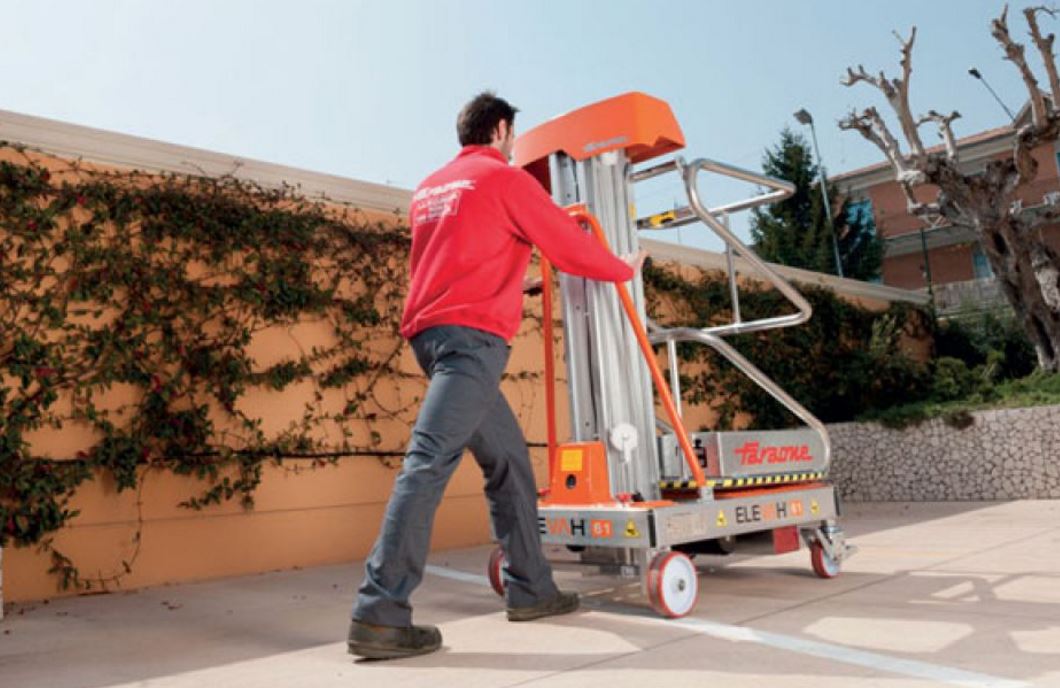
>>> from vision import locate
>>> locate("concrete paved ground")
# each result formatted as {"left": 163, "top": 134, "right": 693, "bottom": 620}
{"left": 2, "top": 500, "right": 1058, "bottom": 688}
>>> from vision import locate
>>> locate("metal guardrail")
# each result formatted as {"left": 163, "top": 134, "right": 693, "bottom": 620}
{"left": 633, "top": 156, "right": 832, "bottom": 468}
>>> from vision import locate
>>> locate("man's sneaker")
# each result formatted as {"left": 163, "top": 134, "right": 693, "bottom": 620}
{"left": 347, "top": 619, "right": 442, "bottom": 660}
{"left": 506, "top": 590, "right": 580, "bottom": 622}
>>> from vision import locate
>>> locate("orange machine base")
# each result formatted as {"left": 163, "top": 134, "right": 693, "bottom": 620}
{"left": 541, "top": 441, "right": 616, "bottom": 506}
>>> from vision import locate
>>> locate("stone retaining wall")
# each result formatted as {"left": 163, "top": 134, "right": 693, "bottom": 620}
{"left": 828, "top": 405, "right": 1060, "bottom": 501}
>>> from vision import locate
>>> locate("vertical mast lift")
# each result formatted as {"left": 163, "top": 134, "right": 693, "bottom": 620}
{"left": 486, "top": 93, "right": 854, "bottom": 618}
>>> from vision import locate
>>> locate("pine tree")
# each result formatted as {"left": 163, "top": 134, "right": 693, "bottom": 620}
{"left": 750, "top": 128, "right": 882, "bottom": 281}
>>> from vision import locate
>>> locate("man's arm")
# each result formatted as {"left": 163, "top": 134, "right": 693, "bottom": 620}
{"left": 522, "top": 248, "right": 647, "bottom": 295}
{"left": 505, "top": 171, "right": 636, "bottom": 283}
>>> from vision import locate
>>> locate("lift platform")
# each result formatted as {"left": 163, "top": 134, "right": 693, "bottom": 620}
{"left": 487, "top": 92, "right": 855, "bottom": 618}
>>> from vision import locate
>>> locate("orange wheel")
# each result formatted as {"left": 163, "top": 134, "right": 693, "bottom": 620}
{"left": 487, "top": 546, "right": 507, "bottom": 597}
{"left": 810, "top": 541, "right": 841, "bottom": 579}
{"left": 646, "top": 551, "right": 698, "bottom": 618}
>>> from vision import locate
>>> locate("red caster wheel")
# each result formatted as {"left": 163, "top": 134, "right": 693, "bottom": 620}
{"left": 810, "top": 540, "right": 841, "bottom": 579}
{"left": 646, "top": 551, "right": 698, "bottom": 618}
{"left": 487, "top": 546, "right": 507, "bottom": 597}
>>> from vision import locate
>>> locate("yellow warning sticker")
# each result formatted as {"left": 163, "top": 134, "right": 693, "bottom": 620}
{"left": 624, "top": 519, "right": 640, "bottom": 538}
{"left": 560, "top": 448, "right": 583, "bottom": 472}
{"left": 648, "top": 210, "right": 677, "bottom": 228}
{"left": 810, "top": 499, "right": 820, "bottom": 515}
{"left": 716, "top": 510, "right": 728, "bottom": 527}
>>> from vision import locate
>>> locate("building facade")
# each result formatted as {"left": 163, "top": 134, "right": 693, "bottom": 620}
{"left": 833, "top": 107, "right": 1060, "bottom": 314}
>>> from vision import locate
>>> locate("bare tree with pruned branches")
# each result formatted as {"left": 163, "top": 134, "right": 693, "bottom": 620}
{"left": 840, "top": 5, "right": 1060, "bottom": 372}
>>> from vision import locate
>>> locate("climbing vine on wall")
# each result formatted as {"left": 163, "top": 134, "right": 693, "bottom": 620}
{"left": 0, "top": 143, "right": 415, "bottom": 590}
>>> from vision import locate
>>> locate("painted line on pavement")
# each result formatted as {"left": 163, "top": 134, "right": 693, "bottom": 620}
{"left": 425, "top": 563, "right": 1029, "bottom": 688}
{"left": 424, "top": 564, "right": 491, "bottom": 588}
{"left": 669, "top": 616, "right": 1028, "bottom": 688}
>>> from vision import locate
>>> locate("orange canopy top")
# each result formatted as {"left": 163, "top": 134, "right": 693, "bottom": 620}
{"left": 513, "top": 92, "right": 685, "bottom": 189}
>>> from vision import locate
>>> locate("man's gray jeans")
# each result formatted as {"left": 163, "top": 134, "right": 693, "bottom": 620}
{"left": 352, "top": 325, "right": 558, "bottom": 626}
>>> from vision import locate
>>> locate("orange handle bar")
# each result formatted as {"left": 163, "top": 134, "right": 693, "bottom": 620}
{"left": 540, "top": 257, "right": 558, "bottom": 476}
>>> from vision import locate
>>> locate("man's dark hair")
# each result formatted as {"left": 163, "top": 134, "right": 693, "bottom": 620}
{"left": 456, "top": 91, "right": 518, "bottom": 146}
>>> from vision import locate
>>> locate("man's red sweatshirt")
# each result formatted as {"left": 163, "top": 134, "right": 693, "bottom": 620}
{"left": 400, "top": 145, "right": 635, "bottom": 342}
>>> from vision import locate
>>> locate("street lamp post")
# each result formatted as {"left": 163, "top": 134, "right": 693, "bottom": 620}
{"left": 968, "top": 67, "right": 1016, "bottom": 121}
{"left": 794, "top": 108, "right": 844, "bottom": 278}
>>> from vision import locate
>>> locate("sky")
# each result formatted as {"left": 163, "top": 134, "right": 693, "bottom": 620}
{"left": 0, "top": 0, "right": 1052, "bottom": 251}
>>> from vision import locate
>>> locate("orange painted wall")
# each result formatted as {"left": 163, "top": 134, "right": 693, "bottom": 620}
{"left": 4, "top": 273, "right": 559, "bottom": 603}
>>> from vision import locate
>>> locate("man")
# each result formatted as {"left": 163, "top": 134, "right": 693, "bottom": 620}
{"left": 348, "top": 92, "right": 647, "bottom": 660}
